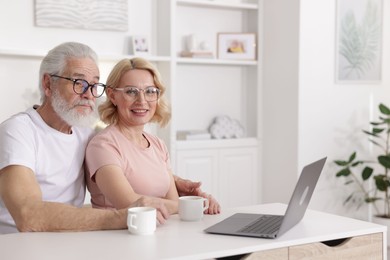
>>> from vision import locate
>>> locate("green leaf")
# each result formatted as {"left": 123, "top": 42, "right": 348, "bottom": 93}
{"left": 351, "top": 161, "right": 361, "bottom": 167}
{"left": 348, "top": 152, "right": 356, "bottom": 163}
{"left": 369, "top": 139, "right": 382, "bottom": 147}
{"left": 362, "top": 167, "right": 373, "bottom": 180}
{"left": 374, "top": 175, "right": 390, "bottom": 191}
{"left": 378, "top": 155, "right": 390, "bottom": 168}
{"left": 334, "top": 160, "right": 349, "bottom": 166}
{"left": 363, "top": 130, "right": 378, "bottom": 137}
{"left": 372, "top": 128, "right": 385, "bottom": 134}
{"left": 379, "top": 103, "right": 390, "bottom": 115}
{"left": 344, "top": 193, "right": 354, "bottom": 204}
{"left": 336, "top": 168, "right": 351, "bottom": 177}
{"left": 365, "top": 197, "right": 381, "bottom": 203}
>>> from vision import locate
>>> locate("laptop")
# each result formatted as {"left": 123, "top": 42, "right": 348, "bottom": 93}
{"left": 204, "top": 157, "right": 327, "bottom": 239}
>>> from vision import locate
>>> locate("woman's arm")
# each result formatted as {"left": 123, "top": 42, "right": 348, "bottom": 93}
{"left": 94, "top": 165, "right": 178, "bottom": 217}
{"left": 162, "top": 171, "right": 179, "bottom": 214}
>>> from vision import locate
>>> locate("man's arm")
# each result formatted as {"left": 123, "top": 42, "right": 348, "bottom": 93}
{"left": 0, "top": 165, "right": 166, "bottom": 232}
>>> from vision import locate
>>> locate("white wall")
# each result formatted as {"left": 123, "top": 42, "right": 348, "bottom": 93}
{"left": 0, "top": 1, "right": 152, "bottom": 54}
{"left": 262, "top": 0, "right": 300, "bottom": 204}
{"left": 261, "top": 0, "right": 390, "bottom": 220}
{"left": 299, "top": 0, "right": 390, "bottom": 220}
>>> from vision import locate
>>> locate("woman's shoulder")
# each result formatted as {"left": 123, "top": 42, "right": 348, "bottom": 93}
{"left": 89, "top": 124, "right": 120, "bottom": 142}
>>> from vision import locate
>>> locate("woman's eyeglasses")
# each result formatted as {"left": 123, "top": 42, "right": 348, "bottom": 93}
{"left": 112, "top": 86, "right": 160, "bottom": 102}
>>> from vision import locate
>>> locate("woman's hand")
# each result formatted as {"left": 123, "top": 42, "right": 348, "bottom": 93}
{"left": 174, "top": 176, "right": 221, "bottom": 214}
{"left": 196, "top": 190, "right": 221, "bottom": 215}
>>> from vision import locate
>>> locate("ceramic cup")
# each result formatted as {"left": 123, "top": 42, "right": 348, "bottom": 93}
{"left": 179, "top": 196, "right": 209, "bottom": 221}
{"left": 127, "top": 207, "right": 156, "bottom": 235}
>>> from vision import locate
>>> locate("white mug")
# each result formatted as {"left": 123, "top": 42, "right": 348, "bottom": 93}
{"left": 127, "top": 207, "right": 156, "bottom": 235}
{"left": 179, "top": 196, "right": 209, "bottom": 221}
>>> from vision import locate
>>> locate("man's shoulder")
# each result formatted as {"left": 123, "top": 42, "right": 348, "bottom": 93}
{"left": 0, "top": 108, "right": 35, "bottom": 130}
{"left": 73, "top": 125, "right": 95, "bottom": 140}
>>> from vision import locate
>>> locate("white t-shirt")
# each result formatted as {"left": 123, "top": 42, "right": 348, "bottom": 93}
{"left": 0, "top": 107, "right": 94, "bottom": 233}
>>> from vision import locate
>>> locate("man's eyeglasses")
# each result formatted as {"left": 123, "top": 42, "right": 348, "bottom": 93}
{"left": 50, "top": 74, "right": 106, "bottom": 98}
{"left": 112, "top": 86, "right": 160, "bottom": 102}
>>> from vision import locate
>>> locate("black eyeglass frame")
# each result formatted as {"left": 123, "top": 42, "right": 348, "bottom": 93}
{"left": 50, "top": 74, "right": 107, "bottom": 98}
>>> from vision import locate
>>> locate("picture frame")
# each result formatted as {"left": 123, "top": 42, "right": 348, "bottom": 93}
{"left": 335, "top": 0, "right": 383, "bottom": 83}
{"left": 35, "top": 0, "right": 128, "bottom": 31}
{"left": 131, "top": 35, "right": 150, "bottom": 56}
{"left": 217, "top": 33, "right": 256, "bottom": 60}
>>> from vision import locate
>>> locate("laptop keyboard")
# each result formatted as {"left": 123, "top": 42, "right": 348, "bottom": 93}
{"left": 238, "top": 215, "right": 284, "bottom": 235}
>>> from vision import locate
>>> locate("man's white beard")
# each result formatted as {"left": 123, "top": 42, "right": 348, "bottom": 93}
{"left": 51, "top": 88, "right": 99, "bottom": 128}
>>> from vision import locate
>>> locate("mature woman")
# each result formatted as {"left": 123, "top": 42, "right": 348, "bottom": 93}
{"left": 85, "top": 58, "right": 220, "bottom": 222}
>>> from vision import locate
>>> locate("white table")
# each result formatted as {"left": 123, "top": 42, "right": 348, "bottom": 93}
{"left": 0, "top": 203, "right": 386, "bottom": 260}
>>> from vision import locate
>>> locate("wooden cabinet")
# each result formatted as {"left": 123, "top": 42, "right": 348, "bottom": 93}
{"left": 289, "top": 233, "right": 383, "bottom": 260}
{"left": 243, "top": 233, "right": 384, "bottom": 260}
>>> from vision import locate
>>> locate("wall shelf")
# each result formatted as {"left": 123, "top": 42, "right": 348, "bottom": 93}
{"left": 0, "top": 49, "right": 46, "bottom": 59}
{"left": 176, "top": 137, "right": 258, "bottom": 150}
{"left": 176, "top": 0, "right": 258, "bottom": 10}
{"left": 176, "top": 57, "right": 257, "bottom": 66}
{"left": 0, "top": 49, "right": 171, "bottom": 63}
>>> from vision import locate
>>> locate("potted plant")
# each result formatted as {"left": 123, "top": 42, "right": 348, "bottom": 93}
{"left": 334, "top": 103, "right": 390, "bottom": 219}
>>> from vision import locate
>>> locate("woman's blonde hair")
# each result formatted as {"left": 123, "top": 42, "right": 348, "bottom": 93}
{"left": 99, "top": 58, "right": 171, "bottom": 127}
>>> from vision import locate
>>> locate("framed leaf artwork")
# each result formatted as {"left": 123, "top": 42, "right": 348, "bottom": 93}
{"left": 335, "top": 0, "right": 383, "bottom": 83}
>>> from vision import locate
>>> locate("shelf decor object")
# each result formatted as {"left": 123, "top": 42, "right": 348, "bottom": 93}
{"left": 180, "top": 34, "right": 214, "bottom": 58}
{"left": 177, "top": 130, "right": 212, "bottom": 140}
{"left": 131, "top": 35, "right": 151, "bottom": 56}
{"left": 209, "top": 115, "right": 245, "bottom": 139}
{"left": 217, "top": 33, "right": 256, "bottom": 60}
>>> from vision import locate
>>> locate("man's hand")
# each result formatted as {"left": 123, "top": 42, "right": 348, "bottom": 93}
{"left": 132, "top": 196, "right": 170, "bottom": 224}
{"left": 174, "top": 176, "right": 221, "bottom": 215}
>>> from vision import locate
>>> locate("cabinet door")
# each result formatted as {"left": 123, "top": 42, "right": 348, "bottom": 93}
{"left": 219, "top": 147, "right": 258, "bottom": 208}
{"left": 289, "top": 233, "right": 383, "bottom": 260}
{"left": 176, "top": 149, "right": 219, "bottom": 196}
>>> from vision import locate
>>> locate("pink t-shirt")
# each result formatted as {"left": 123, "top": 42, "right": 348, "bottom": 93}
{"left": 85, "top": 125, "right": 172, "bottom": 209}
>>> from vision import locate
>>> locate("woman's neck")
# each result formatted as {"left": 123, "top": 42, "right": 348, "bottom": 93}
{"left": 116, "top": 123, "right": 149, "bottom": 148}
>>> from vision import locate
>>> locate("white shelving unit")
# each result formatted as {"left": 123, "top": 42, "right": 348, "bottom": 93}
{"left": 166, "top": 0, "right": 262, "bottom": 208}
